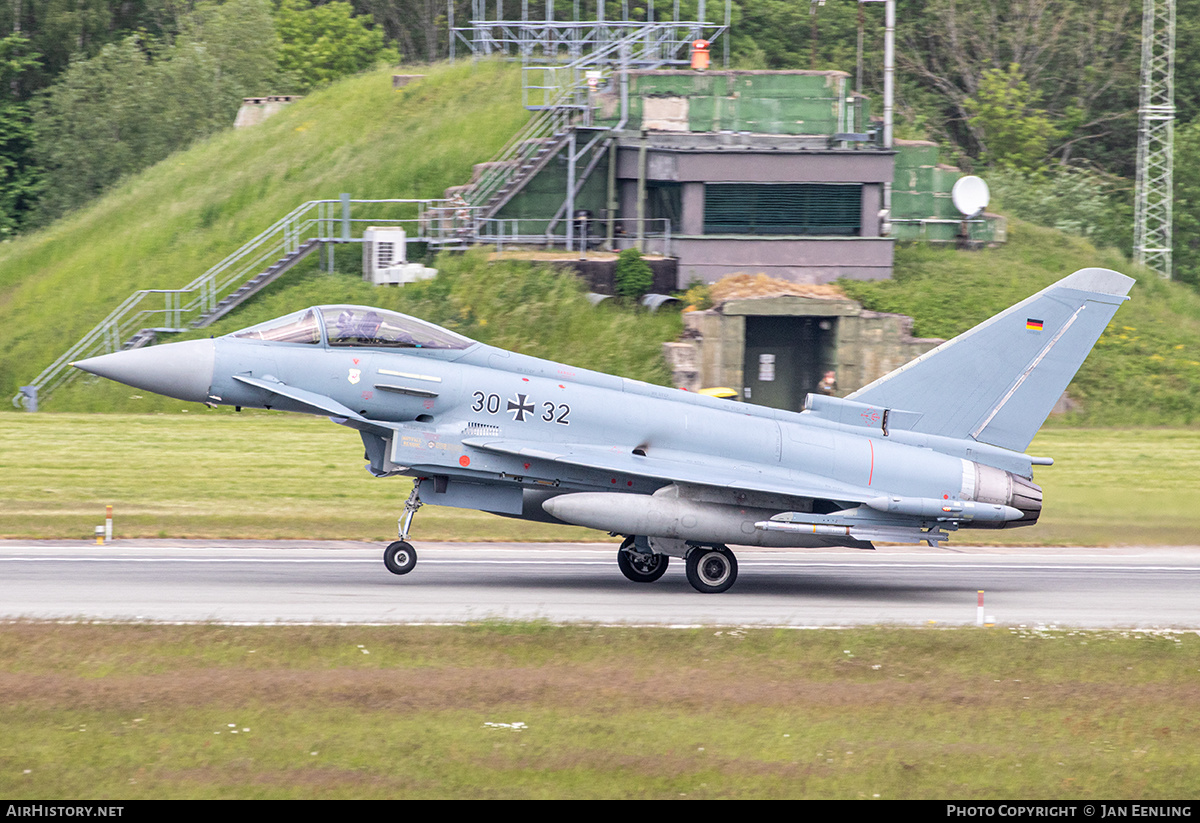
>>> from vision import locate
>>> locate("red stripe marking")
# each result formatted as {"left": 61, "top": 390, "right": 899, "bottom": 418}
{"left": 868, "top": 440, "right": 874, "bottom": 486}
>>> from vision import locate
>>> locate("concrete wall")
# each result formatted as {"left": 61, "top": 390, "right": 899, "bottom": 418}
{"left": 667, "top": 296, "right": 942, "bottom": 404}
{"left": 890, "top": 139, "right": 1005, "bottom": 244}
{"left": 491, "top": 69, "right": 903, "bottom": 285}
{"left": 233, "top": 96, "right": 301, "bottom": 129}
{"left": 670, "top": 237, "right": 894, "bottom": 284}
{"left": 611, "top": 137, "right": 896, "bottom": 284}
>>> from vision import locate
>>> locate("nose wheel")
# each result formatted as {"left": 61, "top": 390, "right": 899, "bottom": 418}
{"left": 384, "top": 540, "right": 417, "bottom": 575}
{"left": 384, "top": 482, "right": 423, "bottom": 576}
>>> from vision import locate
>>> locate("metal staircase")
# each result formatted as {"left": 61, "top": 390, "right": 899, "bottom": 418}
{"left": 198, "top": 238, "right": 322, "bottom": 328}
{"left": 464, "top": 126, "right": 577, "bottom": 219}
{"left": 455, "top": 16, "right": 728, "bottom": 228}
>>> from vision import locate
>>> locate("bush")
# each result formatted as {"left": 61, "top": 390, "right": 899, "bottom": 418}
{"left": 614, "top": 247, "right": 653, "bottom": 301}
{"left": 986, "top": 165, "right": 1131, "bottom": 252}
{"left": 680, "top": 279, "right": 713, "bottom": 310}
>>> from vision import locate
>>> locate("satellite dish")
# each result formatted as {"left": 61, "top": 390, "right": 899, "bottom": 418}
{"left": 952, "top": 175, "right": 990, "bottom": 217}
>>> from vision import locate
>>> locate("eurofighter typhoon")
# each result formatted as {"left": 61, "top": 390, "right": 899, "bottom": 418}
{"left": 74, "top": 268, "right": 1133, "bottom": 593}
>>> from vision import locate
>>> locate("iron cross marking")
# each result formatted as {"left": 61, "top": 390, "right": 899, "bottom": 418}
{"left": 507, "top": 393, "right": 535, "bottom": 422}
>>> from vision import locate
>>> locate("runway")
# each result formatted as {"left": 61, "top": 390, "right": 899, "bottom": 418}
{"left": 2, "top": 540, "right": 1199, "bottom": 628}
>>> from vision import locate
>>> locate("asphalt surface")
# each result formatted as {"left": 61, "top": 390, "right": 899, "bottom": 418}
{"left": 3, "top": 540, "right": 1199, "bottom": 628}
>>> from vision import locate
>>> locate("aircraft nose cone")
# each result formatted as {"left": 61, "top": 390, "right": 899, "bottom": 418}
{"left": 73, "top": 339, "right": 215, "bottom": 403}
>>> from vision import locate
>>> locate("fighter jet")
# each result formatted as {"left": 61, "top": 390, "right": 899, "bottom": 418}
{"left": 73, "top": 267, "right": 1132, "bottom": 593}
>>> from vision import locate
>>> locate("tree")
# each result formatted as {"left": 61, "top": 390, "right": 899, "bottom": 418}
{"left": 184, "top": 0, "right": 280, "bottom": 98}
{"left": 351, "top": 0, "right": 447, "bottom": 63}
{"left": 987, "top": 164, "right": 1131, "bottom": 249}
{"left": 894, "top": 0, "right": 1139, "bottom": 173}
{"left": 32, "top": 2, "right": 279, "bottom": 223}
{"left": 274, "top": 0, "right": 397, "bottom": 92}
{"left": 0, "top": 33, "right": 39, "bottom": 236}
{"left": 1, "top": 0, "right": 184, "bottom": 97}
{"left": 614, "top": 247, "right": 653, "bottom": 301}
{"left": 32, "top": 36, "right": 155, "bottom": 221}
{"left": 964, "top": 63, "right": 1062, "bottom": 172}
{"left": 1172, "top": 119, "right": 1200, "bottom": 288}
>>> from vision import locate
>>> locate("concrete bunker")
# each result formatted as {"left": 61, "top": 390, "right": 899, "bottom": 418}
{"left": 665, "top": 288, "right": 943, "bottom": 413}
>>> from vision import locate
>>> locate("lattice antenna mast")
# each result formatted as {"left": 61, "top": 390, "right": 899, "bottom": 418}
{"left": 1133, "top": 0, "right": 1176, "bottom": 278}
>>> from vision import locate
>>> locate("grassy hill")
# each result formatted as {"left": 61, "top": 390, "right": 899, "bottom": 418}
{"left": 1, "top": 59, "right": 1198, "bottom": 426}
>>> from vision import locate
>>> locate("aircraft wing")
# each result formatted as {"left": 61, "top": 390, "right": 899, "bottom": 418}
{"left": 460, "top": 437, "right": 878, "bottom": 506}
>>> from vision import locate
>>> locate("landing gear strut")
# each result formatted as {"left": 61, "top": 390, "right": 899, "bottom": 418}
{"left": 616, "top": 536, "right": 669, "bottom": 583}
{"left": 384, "top": 482, "right": 422, "bottom": 576}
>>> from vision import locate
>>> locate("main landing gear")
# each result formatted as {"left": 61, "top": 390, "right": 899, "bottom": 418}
{"left": 617, "top": 536, "right": 670, "bottom": 582}
{"left": 617, "top": 536, "right": 739, "bottom": 594}
{"left": 384, "top": 483, "right": 422, "bottom": 576}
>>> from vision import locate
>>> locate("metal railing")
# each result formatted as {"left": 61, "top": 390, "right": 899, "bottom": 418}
{"left": 13, "top": 197, "right": 477, "bottom": 411}
{"left": 454, "top": 17, "right": 729, "bottom": 68}
{"left": 459, "top": 89, "right": 581, "bottom": 216}
{"left": 463, "top": 16, "right": 727, "bottom": 222}
{"left": 476, "top": 216, "right": 674, "bottom": 257}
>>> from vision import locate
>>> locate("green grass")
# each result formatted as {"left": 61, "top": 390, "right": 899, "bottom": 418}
{"left": 2, "top": 413, "right": 1198, "bottom": 544}
{"left": 0, "top": 412, "right": 599, "bottom": 542}
{"left": 1, "top": 623, "right": 1197, "bottom": 799}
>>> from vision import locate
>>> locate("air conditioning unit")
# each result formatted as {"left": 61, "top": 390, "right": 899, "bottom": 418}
{"left": 362, "top": 227, "right": 437, "bottom": 285}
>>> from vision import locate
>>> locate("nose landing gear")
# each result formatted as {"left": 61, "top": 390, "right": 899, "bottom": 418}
{"left": 384, "top": 483, "right": 423, "bottom": 576}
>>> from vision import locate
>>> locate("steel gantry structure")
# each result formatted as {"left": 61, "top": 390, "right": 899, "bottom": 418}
{"left": 1134, "top": 0, "right": 1176, "bottom": 279}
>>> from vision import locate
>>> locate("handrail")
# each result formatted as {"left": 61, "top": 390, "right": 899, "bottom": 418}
{"left": 476, "top": 215, "right": 673, "bottom": 257}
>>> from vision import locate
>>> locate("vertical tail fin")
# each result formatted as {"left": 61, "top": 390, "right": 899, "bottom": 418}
{"left": 846, "top": 268, "right": 1133, "bottom": 452}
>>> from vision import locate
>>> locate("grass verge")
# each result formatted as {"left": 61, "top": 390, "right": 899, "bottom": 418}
{"left": 0, "top": 622, "right": 1197, "bottom": 799}
{"left": 1, "top": 414, "right": 1198, "bottom": 544}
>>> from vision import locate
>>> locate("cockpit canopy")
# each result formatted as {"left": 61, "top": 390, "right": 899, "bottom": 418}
{"left": 228, "top": 306, "right": 474, "bottom": 350}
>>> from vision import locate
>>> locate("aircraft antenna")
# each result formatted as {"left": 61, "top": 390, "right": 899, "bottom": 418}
{"left": 1133, "top": 0, "right": 1176, "bottom": 279}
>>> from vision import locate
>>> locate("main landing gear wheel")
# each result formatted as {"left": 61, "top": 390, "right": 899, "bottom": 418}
{"left": 384, "top": 540, "right": 417, "bottom": 575}
{"left": 685, "top": 545, "right": 738, "bottom": 594}
{"left": 617, "top": 537, "right": 669, "bottom": 583}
